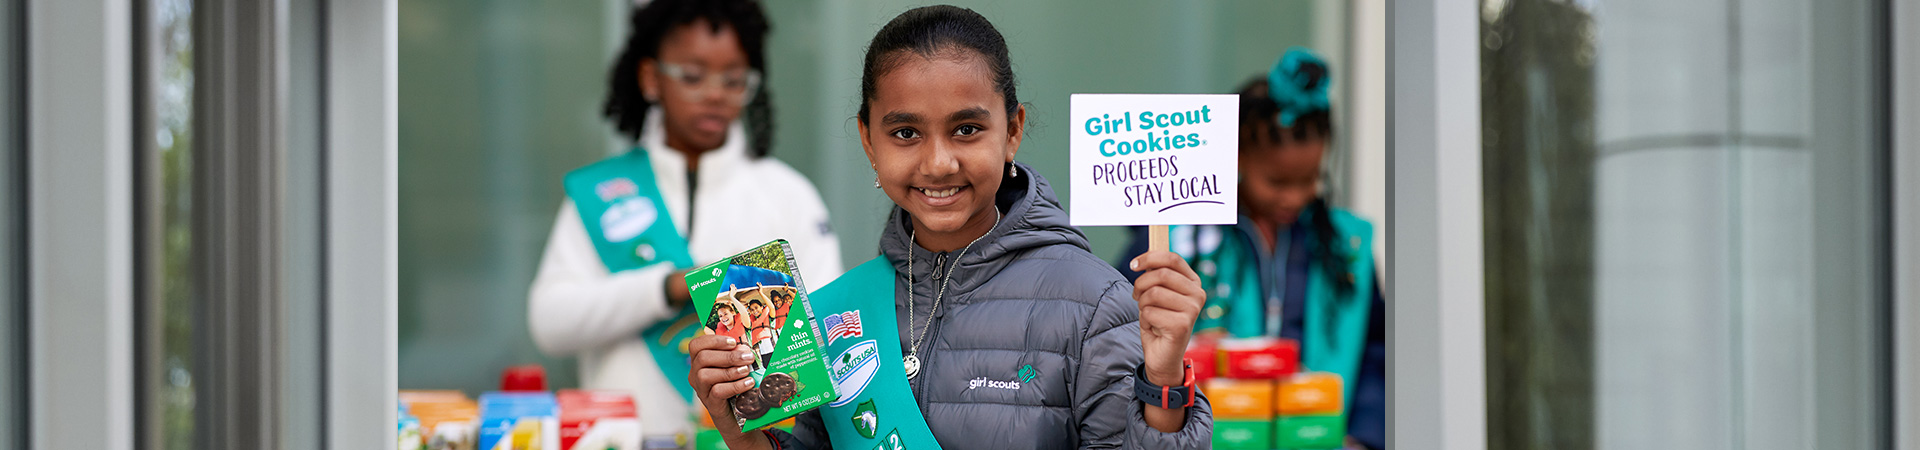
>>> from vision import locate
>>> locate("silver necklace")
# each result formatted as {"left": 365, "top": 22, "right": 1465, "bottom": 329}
{"left": 903, "top": 209, "right": 999, "bottom": 379}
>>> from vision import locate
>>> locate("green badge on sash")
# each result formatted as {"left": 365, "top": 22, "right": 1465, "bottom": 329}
{"left": 809, "top": 257, "right": 943, "bottom": 449}
{"left": 563, "top": 148, "right": 700, "bottom": 402}
{"left": 852, "top": 400, "right": 878, "bottom": 439}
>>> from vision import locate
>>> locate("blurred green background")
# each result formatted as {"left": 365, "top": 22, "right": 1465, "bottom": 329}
{"left": 399, "top": 0, "right": 1348, "bottom": 393}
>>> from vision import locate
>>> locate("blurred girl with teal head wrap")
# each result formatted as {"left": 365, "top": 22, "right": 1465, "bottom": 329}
{"left": 1115, "top": 46, "right": 1385, "bottom": 450}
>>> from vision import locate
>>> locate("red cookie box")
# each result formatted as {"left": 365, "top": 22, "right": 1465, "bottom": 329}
{"left": 1216, "top": 337, "right": 1298, "bottom": 380}
{"left": 557, "top": 390, "right": 641, "bottom": 450}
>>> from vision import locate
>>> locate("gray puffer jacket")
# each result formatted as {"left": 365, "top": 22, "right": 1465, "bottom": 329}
{"left": 770, "top": 162, "right": 1211, "bottom": 450}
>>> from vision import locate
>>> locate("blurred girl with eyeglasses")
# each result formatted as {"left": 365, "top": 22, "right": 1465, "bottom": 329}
{"left": 527, "top": 0, "right": 843, "bottom": 443}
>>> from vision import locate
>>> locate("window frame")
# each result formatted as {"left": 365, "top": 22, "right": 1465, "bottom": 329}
{"left": 1387, "top": 1, "right": 1489, "bottom": 449}
{"left": 1893, "top": 0, "right": 1920, "bottom": 447}
{"left": 321, "top": 0, "right": 398, "bottom": 448}
{"left": 26, "top": 1, "right": 138, "bottom": 450}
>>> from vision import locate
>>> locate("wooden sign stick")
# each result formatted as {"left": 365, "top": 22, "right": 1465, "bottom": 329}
{"left": 1149, "top": 224, "right": 1169, "bottom": 253}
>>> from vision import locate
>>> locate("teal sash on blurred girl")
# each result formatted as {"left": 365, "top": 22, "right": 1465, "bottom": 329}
{"left": 564, "top": 147, "right": 699, "bottom": 402}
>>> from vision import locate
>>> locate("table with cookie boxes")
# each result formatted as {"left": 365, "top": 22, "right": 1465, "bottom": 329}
{"left": 399, "top": 365, "right": 662, "bottom": 450}
{"left": 1193, "top": 336, "right": 1348, "bottom": 450}
{"left": 394, "top": 364, "right": 798, "bottom": 450}
{"left": 399, "top": 339, "right": 1345, "bottom": 450}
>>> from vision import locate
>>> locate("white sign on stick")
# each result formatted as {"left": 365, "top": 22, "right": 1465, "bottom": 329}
{"left": 1069, "top": 94, "right": 1238, "bottom": 226}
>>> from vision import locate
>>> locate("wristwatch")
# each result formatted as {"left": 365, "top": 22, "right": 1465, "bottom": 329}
{"left": 1133, "top": 358, "right": 1197, "bottom": 409}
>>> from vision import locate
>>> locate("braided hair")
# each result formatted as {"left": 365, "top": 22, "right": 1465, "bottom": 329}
{"left": 602, "top": 0, "right": 774, "bottom": 158}
{"left": 1237, "top": 70, "right": 1353, "bottom": 295}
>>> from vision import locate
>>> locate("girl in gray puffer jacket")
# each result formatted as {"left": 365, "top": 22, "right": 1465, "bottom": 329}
{"left": 688, "top": 5, "right": 1214, "bottom": 450}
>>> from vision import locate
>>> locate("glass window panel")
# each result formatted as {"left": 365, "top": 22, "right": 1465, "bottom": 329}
{"left": 144, "top": 0, "right": 196, "bottom": 448}
{"left": 1481, "top": 0, "right": 1890, "bottom": 449}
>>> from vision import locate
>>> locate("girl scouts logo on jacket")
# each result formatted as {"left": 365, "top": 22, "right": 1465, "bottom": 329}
{"left": 599, "top": 196, "right": 657, "bottom": 242}
{"left": 967, "top": 377, "right": 1022, "bottom": 391}
{"left": 828, "top": 340, "right": 880, "bottom": 407}
{"left": 967, "top": 364, "right": 1036, "bottom": 392}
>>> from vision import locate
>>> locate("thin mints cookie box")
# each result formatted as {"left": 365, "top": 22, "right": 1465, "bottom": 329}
{"left": 683, "top": 240, "right": 837, "bottom": 431}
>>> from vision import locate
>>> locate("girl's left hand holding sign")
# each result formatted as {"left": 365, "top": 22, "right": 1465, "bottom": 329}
{"left": 1128, "top": 250, "right": 1205, "bottom": 430}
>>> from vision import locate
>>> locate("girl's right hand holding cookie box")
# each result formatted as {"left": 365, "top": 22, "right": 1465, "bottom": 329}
{"left": 688, "top": 334, "right": 771, "bottom": 450}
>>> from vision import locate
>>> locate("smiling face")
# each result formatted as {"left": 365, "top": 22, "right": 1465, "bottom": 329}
{"left": 640, "top": 19, "right": 749, "bottom": 153}
{"left": 859, "top": 50, "right": 1024, "bottom": 251}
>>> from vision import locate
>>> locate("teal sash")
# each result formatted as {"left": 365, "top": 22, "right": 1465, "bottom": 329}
{"left": 563, "top": 147, "right": 700, "bottom": 402}
{"left": 1175, "top": 208, "right": 1374, "bottom": 412}
{"left": 807, "top": 257, "right": 942, "bottom": 450}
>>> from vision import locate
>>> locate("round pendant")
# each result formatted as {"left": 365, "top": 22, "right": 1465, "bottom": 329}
{"left": 903, "top": 355, "right": 921, "bottom": 379}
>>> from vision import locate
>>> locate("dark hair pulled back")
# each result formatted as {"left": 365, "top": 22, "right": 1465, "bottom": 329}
{"left": 857, "top": 5, "right": 1019, "bottom": 125}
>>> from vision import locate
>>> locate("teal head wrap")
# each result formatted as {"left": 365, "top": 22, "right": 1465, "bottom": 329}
{"left": 1268, "top": 46, "right": 1332, "bottom": 127}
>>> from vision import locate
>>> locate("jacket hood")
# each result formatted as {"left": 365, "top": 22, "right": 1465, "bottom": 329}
{"left": 878, "top": 161, "right": 1089, "bottom": 304}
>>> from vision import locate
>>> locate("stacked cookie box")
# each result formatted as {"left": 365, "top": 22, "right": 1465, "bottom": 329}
{"left": 1192, "top": 337, "right": 1346, "bottom": 450}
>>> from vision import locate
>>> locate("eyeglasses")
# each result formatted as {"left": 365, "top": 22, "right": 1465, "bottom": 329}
{"left": 656, "top": 61, "right": 761, "bottom": 104}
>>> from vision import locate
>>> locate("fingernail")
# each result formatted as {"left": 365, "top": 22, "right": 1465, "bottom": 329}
{"left": 1130, "top": 259, "right": 1139, "bottom": 271}
{"left": 723, "top": 337, "right": 735, "bottom": 346}
{"left": 744, "top": 378, "right": 756, "bottom": 388}
{"left": 739, "top": 351, "right": 754, "bottom": 361}
{"left": 736, "top": 366, "right": 750, "bottom": 374}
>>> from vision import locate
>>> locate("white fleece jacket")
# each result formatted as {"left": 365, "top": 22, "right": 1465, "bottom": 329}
{"left": 528, "top": 111, "right": 843, "bottom": 438}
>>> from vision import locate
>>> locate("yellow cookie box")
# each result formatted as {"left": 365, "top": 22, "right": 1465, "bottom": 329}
{"left": 1274, "top": 372, "right": 1343, "bottom": 416}
{"left": 1203, "top": 378, "right": 1275, "bottom": 419}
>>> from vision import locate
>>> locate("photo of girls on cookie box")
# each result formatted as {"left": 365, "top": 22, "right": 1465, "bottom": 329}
{"left": 683, "top": 240, "right": 837, "bottom": 432}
